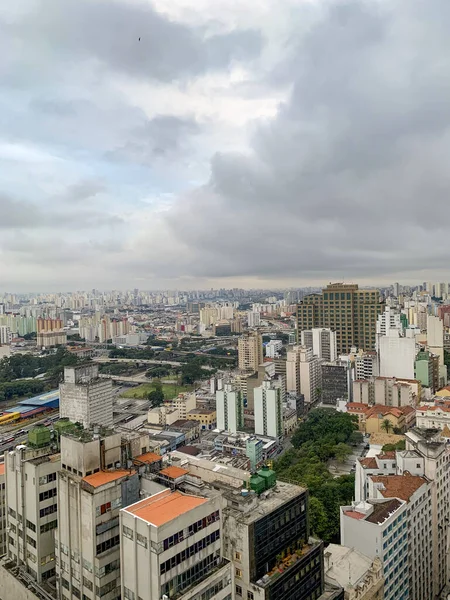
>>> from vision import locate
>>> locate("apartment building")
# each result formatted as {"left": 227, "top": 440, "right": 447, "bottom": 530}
{"left": 6, "top": 444, "right": 61, "bottom": 582}
{"left": 321, "top": 362, "right": 348, "bottom": 405}
{"left": 298, "top": 346, "right": 322, "bottom": 406}
{"left": 254, "top": 380, "right": 283, "bottom": 439}
{"left": 164, "top": 393, "right": 197, "bottom": 419}
{"left": 352, "top": 376, "right": 419, "bottom": 407}
{"left": 56, "top": 430, "right": 143, "bottom": 600}
{"left": 238, "top": 331, "right": 263, "bottom": 372}
{"left": 300, "top": 328, "right": 337, "bottom": 362}
{"left": 59, "top": 364, "right": 114, "bottom": 429}
{"left": 216, "top": 384, "right": 244, "bottom": 434}
{"left": 341, "top": 498, "right": 408, "bottom": 600}
{"left": 297, "top": 283, "right": 383, "bottom": 354}
{"left": 120, "top": 488, "right": 230, "bottom": 600}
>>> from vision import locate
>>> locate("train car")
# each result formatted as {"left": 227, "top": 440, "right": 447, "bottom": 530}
{"left": 0, "top": 412, "right": 21, "bottom": 425}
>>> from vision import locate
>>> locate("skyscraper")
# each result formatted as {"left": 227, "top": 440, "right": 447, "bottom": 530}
{"left": 297, "top": 283, "right": 383, "bottom": 354}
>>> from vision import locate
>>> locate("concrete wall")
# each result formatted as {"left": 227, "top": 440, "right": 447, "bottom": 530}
{"left": 0, "top": 564, "right": 41, "bottom": 600}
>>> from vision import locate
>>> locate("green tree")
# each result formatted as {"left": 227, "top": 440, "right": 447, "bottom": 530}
{"left": 333, "top": 443, "right": 352, "bottom": 463}
{"left": 381, "top": 418, "right": 393, "bottom": 433}
{"left": 309, "top": 497, "right": 328, "bottom": 538}
{"left": 349, "top": 430, "right": 363, "bottom": 446}
{"left": 148, "top": 388, "right": 164, "bottom": 406}
{"left": 181, "top": 362, "right": 204, "bottom": 385}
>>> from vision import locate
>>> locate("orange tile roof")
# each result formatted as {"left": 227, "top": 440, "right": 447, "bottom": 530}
{"left": 125, "top": 490, "right": 207, "bottom": 526}
{"left": 82, "top": 469, "right": 134, "bottom": 488}
{"left": 370, "top": 474, "right": 427, "bottom": 502}
{"left": 159, "top": 466, "right": 189, "bottom": 479}
{"left": 0, "top": 463, "right": 5, "bottom": 476}
{"left": 360, "top": 457, "right": 378, "bottom": 469}
{"left": 378, "top": 451, "right": 396, "bottom": 460}
{"left": 344, "top": 510, "right": 366, "bottom": 520}
{"left": 133, "top": 452, "right": 161, "bottom": 465}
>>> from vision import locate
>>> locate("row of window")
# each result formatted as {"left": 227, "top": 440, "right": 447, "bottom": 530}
{"left": 40, "top": 503, "right": 57, "bottom": 518}
{"left": 95, "top": 497, "right": 121, "bottom": 517}
{"left": 96, "top": 534, "right": 120, "bottom": 556}
{"left": 160, "top": 529, "right": 220, "bottom": 574}
{"left": 39, "top": 488, "right": 57, "bottom": 502}
{"left": 161, "top": 551, "right": 221, "bottom": 598}
{"left": 39, "top": 473, "right": 57, "bottom": 485}
{"left": 121, "top": 526, "right": 147, "bottom": 548}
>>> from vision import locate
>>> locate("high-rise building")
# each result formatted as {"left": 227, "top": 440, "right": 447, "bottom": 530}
{"left": 0, "top": 325, "right": 11, "bottom": 345}
{"left": 378, "top": 335, "right": 416, "bottom": 380}
{"left": 298, "top": 346, "right": 322, "bottom": 405}
{"left": 6, "top": 443, "right": 61, "bottom": 583}
{"left": 265, "top": 339, "right": 283, "bottom": 358}
{"left": 216, "top": 384, "right": 244, "bottom": 434}
{"left": 0, "top": 462, "right": 6, "bottom": 557}
{"left": 321, "top": 362, "right": 349, "bottom": 405}
{"left": 300, "top": 328, "right": 337, "bottom": 362}
{"left": 120, "top": 489, "right": 229, "bottom": 600}
{"left": 238, "top": 331, "right": 263, "bottom": 372}
{"left": 59, "top": 364, "right": 114, "bottom": 429}
{"left": 254, "top": 380, "right": 283, "bottom": 439}
{"left": 56, "top": 429, "right": 143, "bottom": 600}
{"left": 247, "top": 310, "right": 261, "bottom": 327}
{"left": 297, "top": 283, "right": 383, "bottom": 354}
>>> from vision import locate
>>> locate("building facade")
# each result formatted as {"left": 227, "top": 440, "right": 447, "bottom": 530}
{"left": 216, "top": 384, "right": 244, "bottom": 434}
{"left": 238, "top": 331, "right": 263, "bottom": 372}
{"left": 254, "top": 381, "right": 283, "bottom": 439}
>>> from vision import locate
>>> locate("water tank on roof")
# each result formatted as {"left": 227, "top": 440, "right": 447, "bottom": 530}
{"left": 257, "top": 465, "right": 276, "bottom": 490}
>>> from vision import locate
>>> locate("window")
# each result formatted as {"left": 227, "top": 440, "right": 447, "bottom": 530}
{"left": 247, "top": 593, "right": 254, "bottom": 600}
{"left": 137, "top": 533, "right": 147, "bottom": 548}
{"left": 26, "top": 535, "right": 37, "bottom": 548}
{"left": 124, "top": 588, "right": 135, "bottom": 600}
{"left": 39, "top": 488, "right": 57, "bottom": 502}
{"left": 96, "top": 535, "right": 120, "bottom": 556}
{"left": 236, "top": 585, "right": 243, "bottom": 597}
{"left": 235, "top": 568, "right": 243, "bottom": 578}
{"left": 41, "top": 520, "right": 57, "bottom": 534}
{"left": 96, "top": 502, "right": 112, "bottom": 517}
{"left": 83, "top": 577, "right": 93, "bottom": 591}
{"left": 235, "top": 551, "right": 242, "bottom": 560}
{"left": 40, "top": 504, "right": 57, "bottom": 518}
{"left": 122, "top": 525, "right": 134, "bottom": 540}
{"left": 26, "top": 520, "right": 36, "bottom": 532}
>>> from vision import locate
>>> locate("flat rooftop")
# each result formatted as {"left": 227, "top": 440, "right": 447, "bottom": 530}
{"left": 124, "top": 489, "right": 208, "bottom": 526}
{"left": 83, "top": 469, "right": 134, "bottom": 489}
{"left": 159, "top": 466, "right": 189, "bottom": 479}
{"left": 133, "top": 451, "right": 161, "bottom": 465}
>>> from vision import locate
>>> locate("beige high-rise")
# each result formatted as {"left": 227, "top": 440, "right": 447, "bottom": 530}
{"left": 238, "top": 331, "right": 263, "bottom": 372}
{"left": 297, "top": 283, "right": 383, "bottom": 354}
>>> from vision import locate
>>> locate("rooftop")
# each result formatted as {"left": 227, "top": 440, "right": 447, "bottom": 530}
{"left": 159, "top": 466, "right": 189, "bottom": 479}
{"left": 133, "top": 451, "right": 161, "bottom": 465}
{"left": 365, "top": 499, "right": 403, "bottom": 525}
{"left": 124, "top": 489, "right": 207, "bottom": 526}
{"left": 82, "top": 469, "right": 134, "bottom": 489}
{"left": 370, "top": 474, "right": 428, "bottom": 502}
{"left": 369, "top": 433, "right": 405, "bottom": 447}
{"left": 324, "top": 544, "right": 378, "bottom": 589}
{"left": 187, "top": 408, "right": 216, "bottom": 415}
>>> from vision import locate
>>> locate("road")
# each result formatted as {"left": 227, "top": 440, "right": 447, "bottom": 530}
{"left": 94, "top": 357, "right": 214, "bottom": 371}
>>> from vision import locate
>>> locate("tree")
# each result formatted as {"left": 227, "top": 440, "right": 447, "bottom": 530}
{"left": 333, "top": 443, "right": 352, "bottom": 463}
{"left": 309, "top": 496, "right": 329, "bottom": 539}
{"left": 181, "top": 362, "right": 204, "bottom": 385}
{"left": 381, "top": 418, "right": 393, "bottom": 433}
{"left": 148, "top": 388, "right": 164, "bottom": 406}
{"left": 349, "top": 430, "right": 363, "bottom": 446}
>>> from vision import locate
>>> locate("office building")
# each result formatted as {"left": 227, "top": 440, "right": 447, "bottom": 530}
{"left": 6, "top": 444, "right": 61, "bottom": 583}
{"left": 120, "top": 489, "right": 230, "bottom": 600}
{"left": 301, "top": 328, "right": 337, "bottom": 362}
{"left": 238, "top": 331, "right": 263, "bottom": 372}
{"left": 56, "top": 430, "right": 142, "bottom": 600}
{"left": 216, "top": 384, "right": 244, "bottom": 434}
{"left": 254, "top": 380, "right": 283, "bottom": 439}
{"left": 321, "top": 362, "right": 349, "bottom": 405}
{"left": 59, "top": 364, "right": 114, "bottom": 428}
{"left": 297, "top": 283, "right": 383, "bottom": 354}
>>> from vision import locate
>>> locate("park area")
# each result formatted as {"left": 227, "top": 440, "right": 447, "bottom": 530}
{"left": 121, "top": 382, "right": 193, "bottom": 400}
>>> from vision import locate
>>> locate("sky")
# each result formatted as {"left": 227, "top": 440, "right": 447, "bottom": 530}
{"left": 2, "top": 0, "right": 450, "bottom": 292}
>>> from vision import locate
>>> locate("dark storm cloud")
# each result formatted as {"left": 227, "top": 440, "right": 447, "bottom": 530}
{"left": 12, "top": 0, "right": 263, "bottom": 83}
{"left": 138, "top": 0, "right": 450, "bottom": 283}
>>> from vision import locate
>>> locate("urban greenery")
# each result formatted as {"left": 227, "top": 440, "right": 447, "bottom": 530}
{"left": 274, "top": 409, "right": 359, "bottom": 542}
{"left": 121, "top": 382, "right": 193, "bottom": 400}
{"left": 382, "top": 439, "right": 406, "bottom": 452}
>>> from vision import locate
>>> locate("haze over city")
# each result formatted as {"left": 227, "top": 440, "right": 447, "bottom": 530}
{"left": 2, "top": 0, "right": 450, "bottom": 291}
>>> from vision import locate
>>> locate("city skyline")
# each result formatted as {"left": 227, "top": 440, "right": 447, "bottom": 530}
{"left": 3, "top": 0, "right": 450, "bottom": 290}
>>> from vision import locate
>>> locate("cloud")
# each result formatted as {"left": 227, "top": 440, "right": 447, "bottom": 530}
{"left": 3, "top": 0, "right": 450, "bottom": 290}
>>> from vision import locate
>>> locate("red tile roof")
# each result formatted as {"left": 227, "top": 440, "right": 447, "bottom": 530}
{"left": 159, "top": 466, "right": 189, "bottom": 479}
{"left": 82, "top": 469, "right": 134, "bottom": 489}
{"left": 125, "top": 490, "right": 207, "bottom": 526}
{"left": 370, "top": 474, "right": 428, "bottom": 502}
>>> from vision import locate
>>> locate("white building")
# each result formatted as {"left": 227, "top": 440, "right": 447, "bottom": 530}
{"left": 247, "top": 311, "right": 261, "bottom": 327}
{"left": 0, "top": 463, "right": 5, "bottom": 557}
{"left": 265, "top": 339, "right": 282, "bottom": 358}
{"left": 427, "top": 314, "right": 444, "bottom": 365}
{"left": 254, "top": 380, "right": 283, "bottom": 439}
{"left": 298, "top": 346, "right": 322, "bottom": 405}
{"left": 164, "top": 393, "right": 196, "bottom": 419}
{"left": 120, "top": 489, "right": 230, "bottom": 600}
{"left": 0, "top": 325, "right": 11, "bottom": 345}
{"left": 341, "top": 498, "right": 408, "bottom": 600}
{"left": 216, "top": 384, "right": 244, "bottom": 434}
{"left": 301, "top": 328, "right": 337, "bottom": 362}
{"left": 59, "top": 364, "right": 114, "bottom": 428}
{"left": 6, "top": 445, "right": 61, "bottom": 582}
{"left": 376, "top": 306, "right": 404, "bottom": 343}
{"left": 379, "top": 335, "right": 416, "bottom": 380}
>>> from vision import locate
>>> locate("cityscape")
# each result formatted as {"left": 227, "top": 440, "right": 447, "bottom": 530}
{"left": 0, "top": 282, "right": 449, "bottom": 600}
{"left": 3, "top": 0, "right": 450, "bottom": 599}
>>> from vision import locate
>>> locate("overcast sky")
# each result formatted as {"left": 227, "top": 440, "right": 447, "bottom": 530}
{"left": 1, "top": 0, "right": 450, "bottom": 292}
